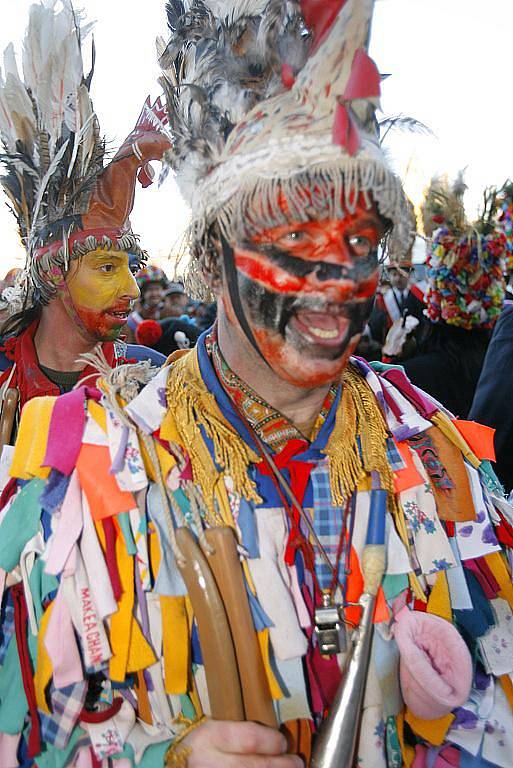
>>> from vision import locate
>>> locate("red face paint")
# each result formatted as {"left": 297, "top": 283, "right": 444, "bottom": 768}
{"left": 224, "top": 196, "right": 384, "bottom": 388}
{"left": 65, "top": 250, "right": 140, "bottom": 342}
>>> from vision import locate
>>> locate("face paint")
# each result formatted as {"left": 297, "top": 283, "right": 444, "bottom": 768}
{"left": 224, "top": 200, "right": 383, "bottom": 388}
{"left": 64, "top": 249, "right": 140, "bottom": 341}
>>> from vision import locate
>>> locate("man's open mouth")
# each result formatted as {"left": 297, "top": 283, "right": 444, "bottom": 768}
{"left": 105, "top": 309, "right": 130, "bottom": 322}
{"left": 288, "top": 310, "right": 351, "bottom": 348}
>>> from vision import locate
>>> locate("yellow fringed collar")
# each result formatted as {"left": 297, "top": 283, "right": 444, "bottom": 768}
{"left": 162, "top": 347, "right": 393, "bottom": 514}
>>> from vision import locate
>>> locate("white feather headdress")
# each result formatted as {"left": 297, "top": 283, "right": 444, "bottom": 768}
{"left": 159, "top": 0, "right": 410, "bottom": 285}
{"left": 0, "top": 1, "right": 171, "bottom": 313}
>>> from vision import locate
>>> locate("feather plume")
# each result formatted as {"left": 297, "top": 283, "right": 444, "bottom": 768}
{"left": 159, "top": 0, "right": 312, "bottom": 200}
{"left": 379, "top": 113, "right": 433, "bottom": 145}
{"left": 0, "top": 0, "right": 105, "bottom": 249}
{"left": 421, "top": 173, "right": 467, "bottom": 238}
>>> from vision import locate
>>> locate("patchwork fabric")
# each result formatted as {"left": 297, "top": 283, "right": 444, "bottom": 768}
{"left": 39, "top": 681, "right": 87, "bottom": 749}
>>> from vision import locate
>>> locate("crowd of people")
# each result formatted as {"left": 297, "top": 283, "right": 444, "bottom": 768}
{"left": 0, "top": 2, "right": 513, "bottom": 768}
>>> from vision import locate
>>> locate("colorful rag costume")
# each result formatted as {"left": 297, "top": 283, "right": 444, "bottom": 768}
{"left": 2, "top": 2, "right": 513, "bottom": 768}
{"left": 421, "top": 175, "right": 507, "bottom": 332}
{"left": 1, "top": 338, "right": 513, "bottom": 767}
{"left": 403, "top": 175, "right": 510, "bottom": 418}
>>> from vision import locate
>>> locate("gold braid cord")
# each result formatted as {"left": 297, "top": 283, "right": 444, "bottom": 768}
{"left": 166, "top": 348, "right": 261, "bottom": 516}
{"left": 325, "top": 364, "right": 394, "bottom": 506}
{"left": 165, "top": 716, "right": 206, "bottom": 767}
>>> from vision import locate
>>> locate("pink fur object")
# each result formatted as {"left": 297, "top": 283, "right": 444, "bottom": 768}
{"left": 392, "top": 608, "right": 473, "bottom": 720}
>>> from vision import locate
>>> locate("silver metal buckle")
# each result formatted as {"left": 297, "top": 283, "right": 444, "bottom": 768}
{"left": 314, "top": 601, "right": 346, "bottom": 656}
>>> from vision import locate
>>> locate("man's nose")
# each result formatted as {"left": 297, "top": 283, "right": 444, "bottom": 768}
{"left": 318, "top": 235, "right": 353, "bottom": 266}
{"left": 119, "top": 268, "right": 140, "bottom": 301}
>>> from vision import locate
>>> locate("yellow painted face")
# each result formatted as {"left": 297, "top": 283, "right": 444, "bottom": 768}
{"left": 65, "top": 249, "right": 140, "bottom": 341}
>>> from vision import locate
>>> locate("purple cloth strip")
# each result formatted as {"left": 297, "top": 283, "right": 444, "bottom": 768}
{"left": 44, "top": 386, "right": 101, "bottom": 476}
{"left": 382, "top": 369, "right": 438, "bottom": 419}
{"left": 134, "top": 561, "right": 151, "bottom": 642}
{"left": 109, "top": 426, "right": 129, "bottom": 475}
{"left": 393, "top": 424, "right": 424, "bottom": 442}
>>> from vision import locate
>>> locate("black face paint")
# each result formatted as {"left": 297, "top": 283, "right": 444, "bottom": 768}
{"left": 220, "top": 233, "right": 270, "bottom": 364}
{"left": 252, "top": 242, "right": 379, "bottom": 285}
{"left": 239, "top": 271, "right": 375, "bottom": 360}
{"left": 222, "top": 229, "right": 379, "bottom": 371}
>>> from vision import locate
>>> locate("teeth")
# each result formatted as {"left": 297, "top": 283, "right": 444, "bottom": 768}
{"left": 309, "top": 326, "right": 339, "bottom": 339}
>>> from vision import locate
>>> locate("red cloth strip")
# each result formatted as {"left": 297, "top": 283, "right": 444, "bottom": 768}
{"left": 12, "top": 584, "right": 41, "bottom": 758}
{"left": 102, "top": 518, "right": 123, "bottom": 601}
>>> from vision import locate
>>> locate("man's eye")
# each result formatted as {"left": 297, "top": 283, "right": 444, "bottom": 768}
{"left": 348, "top": 235, "right": 372, "bottom": 257}
{"left": 283, "top": 231, "right": 305, "bottom": 243}
{"left": 100, "top": 264, "right": 115, "bottom": 273}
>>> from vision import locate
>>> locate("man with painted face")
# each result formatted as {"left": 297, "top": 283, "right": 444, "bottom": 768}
{"left": 0, "top": 4, "right": 168, "bottom": 424}
{"left": 1, "top": 2, "right": 511, "bottom": 768}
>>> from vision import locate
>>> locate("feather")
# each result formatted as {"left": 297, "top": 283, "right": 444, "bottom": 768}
{"left": 166, "top": 0, "right": 186, "bottom": 32}
{"left": 379, "top": 114, "right": 433, "bottom": 145}
{"left": 421, "top": 174, "right": 467, "bottom": 238}
{"left": 258, "top": 0, "right": 311, "bottom": 75}
{"left": 160, "top": 0, "right": 319, "bottom": 202}
{"left": 30, "top": 137, "right": 70, "bottom": 237}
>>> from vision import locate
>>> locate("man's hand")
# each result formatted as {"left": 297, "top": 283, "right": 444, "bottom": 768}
{"left": 181, "top": 719, "right": 304, "bottom": 767}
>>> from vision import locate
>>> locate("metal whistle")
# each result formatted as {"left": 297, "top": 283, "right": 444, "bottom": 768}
{"left": 314, "top": 594, "right": 347, "bottom": 656}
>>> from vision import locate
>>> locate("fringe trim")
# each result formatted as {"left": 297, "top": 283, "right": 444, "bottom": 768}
{"left": 165, "top": 349, "right": 395, "bottom": 518}
{"left": 325, "top": 363, "right": 395, "bottom": 506}
{"left": 19, "top": 232, "right": 146, "bottom": 312}
{"left": 165, "top": 348, "right": 261, "bottom": 516}
{"left": 185, "top": 159, "right": 407, "bottom": 298}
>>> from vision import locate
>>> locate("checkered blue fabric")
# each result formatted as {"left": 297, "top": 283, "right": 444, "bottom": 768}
{"left": 39, "top": 680, "right": 87, "bottom": 749}
{"left": 310, "top": 461, "right": 345, "bottom": 591}
{"left": 0, "top": 598, "right": 15, "bottom": 665}
{"left": 386, "top": 438, "right": 406, "bottom": 472}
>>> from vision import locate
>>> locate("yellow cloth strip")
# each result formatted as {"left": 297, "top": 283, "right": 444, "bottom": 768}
{"left": 396, "top": 713, "right": 415, "bottom": 768}
{"left": 34, "top": 602, "right": 54, "bottom": 714}
{"left": 500, "top": 675, "right": 513, "bottom": 713}
{"left": 405, "top": 709, "right": 454, "bottom": 746}
{"left": 257, "top": 628, "right": 284, "bottom": 701}
{"left": 149, "top": 528, "right": 162, "bottom": 586}
{"left": 126, "top": 616, "right": 156, "bottom": 673}
{"left": 10, "top": 396, "right": 55, "bottom": 479}
{"left": 185, "top": 597, "right": 203, "bottom": 714}
{"left": 160, "top": 406, "right": 184, "bottom": 448}
{"left": 88, "top": 400, "right": 107, "bottom": 433}
{"left": 394, "top": 502, "right": 427, "bottom": 602}
{"left": 155, "top": 441, "right": 177, "bottom": 481}
{"left": 160, "top": 596, "right": 189, "bottom": 695}
{"left": 431, "top": 412, "right": 480, "bottom": 470}
{"left": 427, "top": 571, "right": 452, "bottom": 622}
{"left": 109, "top": 529, "right": 135, "bottom": 682}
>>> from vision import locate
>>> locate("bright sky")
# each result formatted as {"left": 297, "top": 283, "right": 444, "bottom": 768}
{"left": 0, "top": 0, "right": 512, "bottom": 275}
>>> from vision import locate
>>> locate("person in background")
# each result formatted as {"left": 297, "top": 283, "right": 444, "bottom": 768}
{"left": 470, "top": 302, "right": 513, "bottom": 490}
{"left": 196, "top": 300, "right": 218, "bottom": 332}
{"left": 126, "top": 264, "right": 169, "bottom": 341}
{"left": 368, "top": 200, "right": 426, "bottom": 362}
{"left": 403, "top": 175, "right": 507, "bottom": 418}
{"left": 161, "top": 281, "right": 189, "bottom": 319}
{"left": 135, "top": 316, "right": 200, "bottom": 357}
{"left": 469, "top": 183, "right": 513, "bottom": 489}
{"left": 0, "top": 4, "right": 169, "bottom": 432}
{"left": 136, "top": 265, "right": 169, "bottom": 320}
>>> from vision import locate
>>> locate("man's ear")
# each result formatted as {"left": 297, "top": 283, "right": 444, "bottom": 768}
{"left": 201, "top": 223, "right": 224, "bottom": 294}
